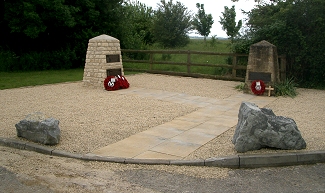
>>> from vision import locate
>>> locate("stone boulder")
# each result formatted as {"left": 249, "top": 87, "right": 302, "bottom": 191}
{"left": 15, "top": 112, "right": 60, "bottom": 145}
{"left": 232, "top": 102, "right": 306, "bottom": 153}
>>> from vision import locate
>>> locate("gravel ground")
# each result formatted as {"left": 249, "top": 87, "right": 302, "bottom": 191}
{"left": 1, "top": 73, "right": 324, "bottom": 158}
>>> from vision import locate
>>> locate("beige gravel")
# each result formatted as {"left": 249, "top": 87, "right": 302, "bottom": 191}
{"left": 1, "top": 73, "right": 324, "bottom": 158}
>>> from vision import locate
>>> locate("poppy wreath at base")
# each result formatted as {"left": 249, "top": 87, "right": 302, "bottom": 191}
{"left": 118, "top": 75, "right": 130, "bottom": 89}
{"left": 104, "top": 75, "right": 129, "bottom": 91}
{"left": 251, "top": 80, "right": 266, "bottom": 95}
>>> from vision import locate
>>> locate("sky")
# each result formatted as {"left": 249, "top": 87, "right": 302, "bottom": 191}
{"left": 137, "top": 0, "right": 257, "bottom": 38}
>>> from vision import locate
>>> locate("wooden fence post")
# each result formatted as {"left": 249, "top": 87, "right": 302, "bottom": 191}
{"left": 187, "top": 51, "right": 191, "bottom": 74}
{"left": 150, "top": 53, "right": 153, "bottom": 71}
{"left": 232, "top": 55, "right": 237, "bottom": 78}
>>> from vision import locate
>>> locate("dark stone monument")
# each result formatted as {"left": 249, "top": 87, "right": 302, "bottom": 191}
{"left": 244, "top": 40, "right": 280, "bottom": 96}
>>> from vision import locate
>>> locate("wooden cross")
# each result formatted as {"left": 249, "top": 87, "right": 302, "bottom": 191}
{"left": 265, "top": 86, "right": 274, "bottom": 97}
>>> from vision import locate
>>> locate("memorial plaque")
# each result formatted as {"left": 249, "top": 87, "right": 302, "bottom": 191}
{"left": 106, "top": 55, "right": 120, "bottom": 63}
{"left": 107, "top": 68, "right": 122, "bottom": 76}
{"left": 248, "top": 72, "right": 271, "bottom": 82}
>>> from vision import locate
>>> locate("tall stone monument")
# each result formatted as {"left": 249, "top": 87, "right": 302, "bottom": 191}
{"left": 83, "top": 34, "right": 124, "bottom": 88}
{"left": 244, "top": 40, "right": 280, "bottom": 96}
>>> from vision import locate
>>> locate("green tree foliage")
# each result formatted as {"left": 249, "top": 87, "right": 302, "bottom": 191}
{"left": 238, "top": 0, "right": 325, "bottom": 88}
{"left": 120, "top": 1, "right": 154, "bottom": 50}
{"left": 231, "top": 0, "right": 277, "bottom": 2}
{"left": 0, "top": 0, "right": 123, "bottom": 71}
{"left": 219, "top": 5, "right": 242, "bottom": 43}
{"left": 152, "top": 0, "right": 192, "bottom": 48}
{"left": 192, "top": 3, "right": 214, "bottom": 41}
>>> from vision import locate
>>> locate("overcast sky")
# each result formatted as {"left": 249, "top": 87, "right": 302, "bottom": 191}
{"left": 137, "top": 0, "right": 257, "bottom": 38}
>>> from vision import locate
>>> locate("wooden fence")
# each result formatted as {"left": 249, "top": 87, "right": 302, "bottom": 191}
{"left": 121, "top": 49, "right": 286, "bottom": 82}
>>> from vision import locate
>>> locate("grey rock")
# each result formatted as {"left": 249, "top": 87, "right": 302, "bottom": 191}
{"left": 232, "top": 102, "right": 306, "bottom": 153}
{"left": 15, "top": 112, "right": 60, "bottom": 145}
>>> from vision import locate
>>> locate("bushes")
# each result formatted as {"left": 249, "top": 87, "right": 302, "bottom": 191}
{"left": 0, "top": 47, "right": 77, "bottom": 72}
{"left": 275, "top": 78, "right": 298, "bottom": 98}
{"left": 0, "top": 50, "right": 18, "bottom": 71}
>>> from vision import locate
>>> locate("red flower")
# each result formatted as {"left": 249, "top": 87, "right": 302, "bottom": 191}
{"left": 251, "top": 80, "right": 266, "bottom": 95}
{"left": 104, "top": 76, "right": 120, "bottom": 91}
{"left": 104, "top": 75, "right": 130, "bottom": 91}
{"left": 118, "top": 75, "right": 130, "bottom": 89}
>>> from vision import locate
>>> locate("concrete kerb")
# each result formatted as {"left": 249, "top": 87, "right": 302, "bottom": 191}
{"left": 1, "top": 137, "right": 325, "bottom": 168}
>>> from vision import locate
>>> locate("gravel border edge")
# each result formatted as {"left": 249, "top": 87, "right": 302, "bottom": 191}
{"left": 1, "top": 137, "right": 324, "bottom": 168}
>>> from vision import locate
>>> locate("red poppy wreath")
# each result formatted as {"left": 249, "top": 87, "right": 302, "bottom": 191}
{"left": 104, "top": 75, "right": 130, "bottom": 91}
{"left": 117, "top": 75, "right": 130, "bottom": 89}
{"left": 251, "top": 80, "right": 266, "bottom": 95}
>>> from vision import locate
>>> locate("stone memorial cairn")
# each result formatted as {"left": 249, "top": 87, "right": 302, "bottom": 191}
{"left": 232, "top": 102, "right": 306, "bottom": 153}
{"left": 15, "top": 112, "right": 61, "bottom": 145}
{"left": 244, "top": 40, "right": 280, "bottom": 96}
{"left": 83, "top": 34, "right": 124, "bottom": 88}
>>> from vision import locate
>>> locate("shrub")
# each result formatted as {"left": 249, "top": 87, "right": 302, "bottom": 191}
{"left": 0, "top": 50, "right": 18, "bottom": 71}
{"left": 235, "top": 82, "right": 245, "bottom": 91}
{"left": 274, "top": 78, "right": 298, "bottom": 98}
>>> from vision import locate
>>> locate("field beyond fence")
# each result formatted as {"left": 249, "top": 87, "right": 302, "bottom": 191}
{"left": 122, "top": 49, "right": 286, "bottom": 82}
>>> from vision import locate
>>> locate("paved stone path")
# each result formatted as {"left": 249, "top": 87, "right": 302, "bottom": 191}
{"left": 92, "top": 87, "right": 277, "bottom": 160}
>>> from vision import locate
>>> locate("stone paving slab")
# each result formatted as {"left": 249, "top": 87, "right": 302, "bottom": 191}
{"left": 92, "top": 133, "right": 166, "bottom": 158}
{"left": 141, "top": 126, "right": 184, "bottom": 138}
{"left": 190, "top": 123, "right": 230, "bottom": 136}
{"left": 149, "top": 139, "right": 202, "bottom": 158}
{"left": 134, "top": 150, "right": 183, "bottom": 160}
{"left": 92, "top": 88, "right": 278, "bottom": 160}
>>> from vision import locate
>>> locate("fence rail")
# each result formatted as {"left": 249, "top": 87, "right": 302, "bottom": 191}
{"left": 121, "top": 49, "right": 286, "bottom": 82}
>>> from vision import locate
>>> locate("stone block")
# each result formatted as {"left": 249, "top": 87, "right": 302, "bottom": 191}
{"left": 232, "top": 102, "right": 306, "bottom": 152}
{"left": 296, "top": 151, "right": 325, "bottom": 164}
{"left": 15, "top": 112, "right": 61, "bottom": 145}
{"left": 125, "top": 158, "right": 170, "bottom": 165}
{"left": 0, "top": 137, "right": 26, "bottom": 150}
{"left": 205, "top": 156, "right": 239, "bottom": 168}
{"left": 170, "top": 159, "right": 205, "bottom": 166}
{"left": 52, "top": 149, "right": 83, "bottom": 159}
{"left": 239, "top": 153, "right": 297, "bottom": 168}
{"left": 25, "top": 142, "right": 54, "bottom": 155}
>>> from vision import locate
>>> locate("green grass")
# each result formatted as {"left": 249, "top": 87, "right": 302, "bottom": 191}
{"left": 0, "top": 68, "right": 140, "bottom": 90}
{"left": 165, "top": 38, "right": 231, "bottom": 52}
{"left": 0, "top": 69, "right": 84, "bottom": 90}
{"left": 235, "top": 82, "right": 245, "bottom": 91}
{"left": 123, "top": 39, "right": 239, "bottom": 76}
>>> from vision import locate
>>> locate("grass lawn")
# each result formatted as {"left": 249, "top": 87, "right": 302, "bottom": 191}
{"left": 0, "top": 68, "right": 84, "bottom": 90}
{"left": 0, "top": 69, "right": 140, "bottom": 90}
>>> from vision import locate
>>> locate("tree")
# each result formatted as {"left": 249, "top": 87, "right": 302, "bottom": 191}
{"left": 0, "top": 0, "right": 123, "bottom": 70}
{"left": 219, "top": 5, "right": 242, "bottom": 43}
{"left": 192, "top": 3, "right": 214, "bottom": 42}
{"left": 231, "top": 0, "right": 278, "bottom": 2}
{"left": 152, "top": 0, "right": 192, "bottom": 48}
{"left": 119, "top": 1, "right": 154, "bottom": 50}
{"left": 236, "top": 0, "right": 325, "bottom": 88}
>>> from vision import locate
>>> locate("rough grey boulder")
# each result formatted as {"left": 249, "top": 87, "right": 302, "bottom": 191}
{"left": 232, "top": 102, "right": 306, "bottom": 153}
{"left": 15, "top": 112, "right": 60, "bottom": 145}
